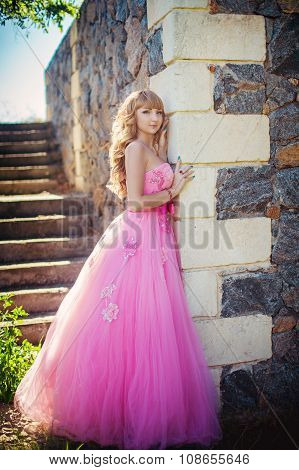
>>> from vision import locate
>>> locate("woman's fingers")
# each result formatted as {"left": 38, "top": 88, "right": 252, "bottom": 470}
{"left": 179, "top": 165, "right": 194, "bottom": 175}
{"left": 176, "top": 157, "right": 181, "bottom": 171}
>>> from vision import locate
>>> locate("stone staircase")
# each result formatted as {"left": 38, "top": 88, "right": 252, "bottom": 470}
{"left": 0, "top": 122, "right": 98, "bottom": 344}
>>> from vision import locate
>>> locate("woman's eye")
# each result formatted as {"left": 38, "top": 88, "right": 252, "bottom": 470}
{"left": 142, "top": 110, "right": 162, "bottom": 114}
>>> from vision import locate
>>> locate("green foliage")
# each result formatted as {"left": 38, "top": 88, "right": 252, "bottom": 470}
{"left": 0, "top": 292, "right": 42, "bottom": 404}
{"left": 65, "top": 440, "right": 86, "bottom": 450}
{"left": 0, "top": 0, "right": 82, "bottom": 34}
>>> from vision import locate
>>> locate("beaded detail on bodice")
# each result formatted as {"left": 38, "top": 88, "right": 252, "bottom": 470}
{"left": 143, "top": 162, "right": 174, "bottom": 194}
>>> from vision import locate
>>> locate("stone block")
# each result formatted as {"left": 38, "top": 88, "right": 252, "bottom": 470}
{"left": 178, "top": 166, "right": 217, "bottom": 218}
{"left": 73, "top": 124, "right": 82, "bottom": 151}
{"left": 221, "top": 271, "right": 283, "bottom": 317}
{"left": 147, "top": 0, "right": 208, "bottom": 29}
{"left": 71, "top": 70, "right": 80, "bottom": 100}
{"left": 194, "top": 314, "right": 272, "bottom": 366}
{"left": 150, "top": 61, "right": 212, "bottom": 111}
{"left": 183, "top": 269, "right": 219, "bottom": 317}
{"left": 178, "top": 216, "right": 272, "bottom": 268}
{"left": 168, "top": 113, "right": 270, "bottom": 164}
{"left": 162, "top": 10, "right": 266, "bottom": 63}
{"left": 216, "top": 165, "right": 274, "bottom": 219}
{"left": 70, "top": 21, "right": 78, "bottom": 48}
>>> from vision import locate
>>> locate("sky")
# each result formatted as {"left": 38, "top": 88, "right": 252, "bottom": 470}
{"left": 0, "top": 3, "right": 84, "bottom": 123}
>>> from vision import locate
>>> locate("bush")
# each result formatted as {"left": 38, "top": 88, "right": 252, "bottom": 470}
{"left": 0, "top": 292, "right": 42, "bottom": 403}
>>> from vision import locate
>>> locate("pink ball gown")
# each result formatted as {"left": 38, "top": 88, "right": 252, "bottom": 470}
{"left": 14, "top": 161, "right": 223, "bottom": 450}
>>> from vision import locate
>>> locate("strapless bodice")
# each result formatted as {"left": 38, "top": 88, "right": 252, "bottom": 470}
{"left": 126, "top": 161, "right": 175, "bottom": 216}
{"left": 143, "top": 161, "right": 174, "bottom": 195}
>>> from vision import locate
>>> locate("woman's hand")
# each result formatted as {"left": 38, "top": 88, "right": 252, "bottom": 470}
{"left": 170, "top": 158, "right": 195, "bottom": 198}
{"left": 156, "top": 115, "right": 169, "bottom": 159}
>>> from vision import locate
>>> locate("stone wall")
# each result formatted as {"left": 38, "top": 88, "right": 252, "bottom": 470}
{"left": 147, "top": 0, "right": 298, "bottom": 417}
{"left": 209, "top": 0, "right": 299, "bottom": 418}
{"left": 45, "top": 0, "right": 298, "bottom": 419}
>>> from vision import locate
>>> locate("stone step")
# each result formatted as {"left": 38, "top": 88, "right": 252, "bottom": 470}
{"left": 0, "top": 128, "right": 53, "bottom": 142}
{"left": 0, "top": 178, "right": 62, "bottom": 194}
{"left": 0, "top": 193, "right": 94, "bottom": 218}
{"left": 0, "top": 213, "right": 91, "bottom": 239}
{"left": 0, "top": 122, "right": 52, "bottom": 132}
{"left": 0, "top": 286, "right": 69, "bottom": 315}
{"left": 18, "top": 313, "right": 55, "bottom": 345}
{"left": 0, "top": 152, "right": 62, "bottom": 167}
{"left": 0, "top": 140, "right": 57, "bottom": 154}
{"left": 0, "top": 163, "right": 62, "bottom": 180}
{"left": 0, "top": 258, "right": 86, "bottom": 289}
{"left": 0, "top": 236, "right": 96, "bottom": 263}
{"left": 0, "top": 311, "right": 55, "bottom": 345}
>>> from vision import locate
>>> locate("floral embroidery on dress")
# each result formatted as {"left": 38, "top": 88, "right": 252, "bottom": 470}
{"left": 123, "top": 236, "right": 138, "bottom": 260}
{"left": 149, "top": 169, "right": 165, "bottom": 190}
{"left": 99, "top": 236, "right": 137, "bottom": 323}
{"left": 100, "top": 282, "right": 117, "bottom": 299}
{"left": 158, "top": 213, "right": 171, "bottom": 233}
{"left": 100, "top": 282, "right": 119, "bottom": 322}
{"left": 101, "top": 302, "right": 119, "bottom": 322}
{"left": 161, "top": 245, "right": 168, "bottom": 264}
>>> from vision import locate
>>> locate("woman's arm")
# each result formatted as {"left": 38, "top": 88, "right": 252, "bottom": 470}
{"left": 125, "top": 142, "right": 173, "bottom": 212}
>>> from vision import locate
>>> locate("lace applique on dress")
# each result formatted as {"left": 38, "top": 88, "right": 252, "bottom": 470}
{"left": 101, "top": 302, "right": 119, "bottom": 322}
{"left": 158, "top": 212, "right": 171, "bottom": 233}
{"left": 123, "top": 236, "right": 138, "bottom": 260}
{"left": 100, "top": 283, "right": 117, "bottom": 299}
{"left": 99, "top": 236, "right": 138, "bottom": 322}
{"left": 149, "top": 169, "right": 165, "bottom": 190}
{"left": 100, "top": 282, "right": 118, "bottom": 322}
{"left": 147, "top": 166, "right": 173, "bottom": 232}
{"left": 161, "top": 246, "right": 168, "bottom": 265}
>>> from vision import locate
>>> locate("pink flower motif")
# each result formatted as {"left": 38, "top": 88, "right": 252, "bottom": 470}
{"left": 149, "top": 169, "right": 165, "bottom": 189}
{"left": 161, "top": 246, "right": 168, "bottom": 264}
{"left": 158, "top": 213, "right": 171, "bottom": 233}
{"left": 123, "top": 236, "right": 137, "bottom": 260}
{"left": 100, "top": 282, "right": 119, "bottom": 322}
{"left": 100, "top": 282, "right": 116, "bottom": 299}
{"left": 101, "top": 302, "right": 119, "bottom": 322}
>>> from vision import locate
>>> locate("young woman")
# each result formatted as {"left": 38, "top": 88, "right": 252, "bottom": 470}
{"left": 14, "top": 89, "right": 223, "bottom": 450}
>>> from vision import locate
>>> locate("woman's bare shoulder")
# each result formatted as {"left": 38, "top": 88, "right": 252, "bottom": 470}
{"left": 125, "top": 141, "right": 147, "bottom": 167}
{"left": 125, "top": 140, "right": 147, "bottom": 154}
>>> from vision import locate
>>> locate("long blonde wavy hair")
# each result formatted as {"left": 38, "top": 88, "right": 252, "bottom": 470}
{"left": 106, "top": 89, "right": 165, "bottom": 200}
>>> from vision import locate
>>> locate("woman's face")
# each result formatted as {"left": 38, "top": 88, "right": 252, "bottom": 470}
{"left": 135, "top": 107, "right": 164, "bottom": 135}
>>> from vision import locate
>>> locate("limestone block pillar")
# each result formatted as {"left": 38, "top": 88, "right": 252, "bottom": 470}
{"left": 70, "top": 21, "right": 85, "bottom": 190}
{"left": 147, "top": 0, "right": 272, "bottom": 406}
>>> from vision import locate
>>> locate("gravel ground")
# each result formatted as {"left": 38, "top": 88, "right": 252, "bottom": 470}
{"left": 0, "top": 402, "right": 213, "bottom": 450}
{"left": 0, "top": 402, "right": 297, "bottom": 450}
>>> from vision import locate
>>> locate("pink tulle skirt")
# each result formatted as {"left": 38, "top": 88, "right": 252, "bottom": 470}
{"left": 14, "top": 206, "right": 223, "bottom": 449}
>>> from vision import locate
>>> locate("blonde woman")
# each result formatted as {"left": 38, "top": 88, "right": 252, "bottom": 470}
{"left": 14, "top": 89, "right": 222, "bottom": 450}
